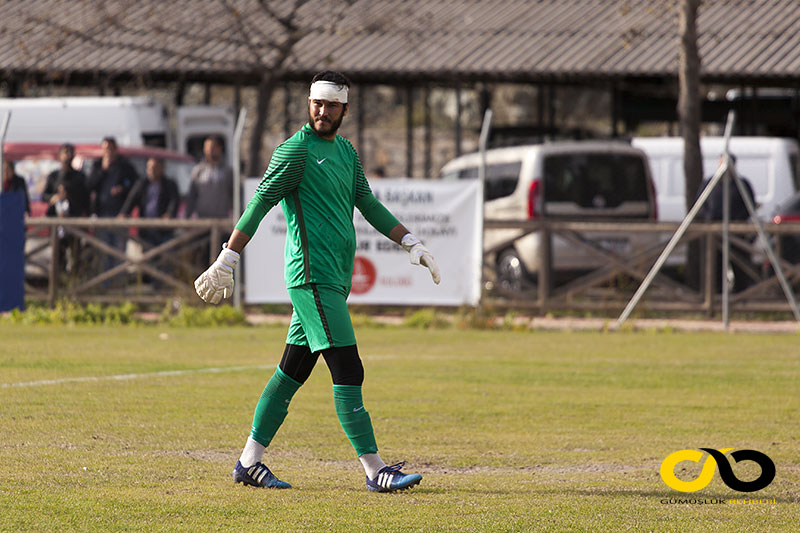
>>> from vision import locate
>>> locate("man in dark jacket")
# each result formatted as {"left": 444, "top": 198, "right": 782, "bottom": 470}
{"left": 41, "top": 143, "right": 89, "bottom": 217}
{"left": 120, "top": 157, "right": 179, "bottom": 247}
{"left": 87, "top": 137, "right": 139, "bottom": 279}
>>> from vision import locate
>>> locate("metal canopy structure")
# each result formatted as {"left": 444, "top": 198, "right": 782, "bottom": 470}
{"left": 2, "top": 0, "right": 800, "bottom": 88}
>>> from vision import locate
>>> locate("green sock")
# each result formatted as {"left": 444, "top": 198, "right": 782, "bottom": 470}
{"left": 333, "top": 384, "right": 378, "bottom": 456}
{"left": 250, "top": 367, "right": 302, "bottom": 446}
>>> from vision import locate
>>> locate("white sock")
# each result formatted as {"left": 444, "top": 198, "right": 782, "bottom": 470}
{"left": 238, "top": 436, "right": 266, "bottom": 468}
{"left": 359, "top": 453, "right": 387, "bottom": 479}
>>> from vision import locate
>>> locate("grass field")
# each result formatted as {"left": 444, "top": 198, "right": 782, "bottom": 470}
{"left": 1, "top": 323, "right": 798, "bottom": 532}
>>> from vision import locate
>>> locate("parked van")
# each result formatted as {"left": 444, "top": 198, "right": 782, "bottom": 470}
{"left": 440, "top": 142, "right": 658, "bottom": 290}
{"left": 631, "top": 136, "right": 800, "bottom": 222}
{"left": 0, "top": 96, "right": 235, "bottom": 166}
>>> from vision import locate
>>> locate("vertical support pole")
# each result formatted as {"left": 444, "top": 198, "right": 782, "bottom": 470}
{"left": 210, "top": 225, "right": 220, "bottom": 265}
{"left": 357, "top": 85, "right": 366, "bottom": 168}
{"left": 704, "top": 232, "right": 714, "bottom": 317}
{"left": 283, "top": 82, "right": 292, "bottom": 141}
{"left": 611, "top": 82, "right": 619, "bottom": 138}
{"left": 406, "top": 85, "right": 414, "bottom": 177}
{"left": 234, "top": 80, "right": 241, "bottom": 117}
{"left": 722, "top": 157, "right": 731, "bottom": 328}
{"left": 232, "top": 108, "right": 247, "bottom": 310}
{"left": 454, "top": 85, "right": 462, "bottom": 157}
{"left": 48, "top": 227, "right": 58, "bottom": 307}
{"left": 538, "top": 222, "right": 551, "bottom": 310}
{"left": 424, "top": 85, "right": 432, "bottom": 178}
{"left": 537, "top": 84, "right": 545, "bottom": 142}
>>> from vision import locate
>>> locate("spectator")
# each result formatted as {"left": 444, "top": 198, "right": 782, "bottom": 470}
{"left": 87, "top": 137, "right": 139, "bottom": 279}
{"left": 371, "top": 166, "right": 386, "bottom": 179}
{"left": 185, "top": 135, "right": 233, "bottom": 219}
{"left": 120, "top": 157, "right": 179, "bottom": 247}
{"left": 699, "top": 154, "right": 756, "bottom": 223}
{"left": 45, "top": 183, "right": 80, "bottom": 273}
{"left": 698, "top": 153, "right": 756, "bottom": 292}
{"left": 41, "top": 143, "right": 90, "bottom": 217}
{"left": 2, "top": 159, "right": 30, "bottom": 215}
{"left": 88, "top": 137, "right": 138, "bottom": 217}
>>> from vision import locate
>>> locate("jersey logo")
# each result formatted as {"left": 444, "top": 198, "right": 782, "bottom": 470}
{"left": 316, "top": 158, "right": 327, "bottom": 165}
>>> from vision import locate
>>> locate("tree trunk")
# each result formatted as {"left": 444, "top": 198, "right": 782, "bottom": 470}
{"left": 678, "top": 0, "right": 703, "bottom": 289}
{"left": 247, "top": 74, "right": 276, "bottom": 177}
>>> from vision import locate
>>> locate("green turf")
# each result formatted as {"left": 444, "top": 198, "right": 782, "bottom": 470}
{"left": 1, "top": 324, "right": 797, "bottom": 532}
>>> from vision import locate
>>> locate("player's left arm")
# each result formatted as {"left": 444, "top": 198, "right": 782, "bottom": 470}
{"left": 354, "top": 158, "right": 440, "bottom": 285}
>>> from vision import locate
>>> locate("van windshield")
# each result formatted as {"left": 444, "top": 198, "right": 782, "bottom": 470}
{"left": 543, "top": 153, "right": 648, "bottom": 208}
{"left": 457, "top": 162, "right": 522, "bottom": 200}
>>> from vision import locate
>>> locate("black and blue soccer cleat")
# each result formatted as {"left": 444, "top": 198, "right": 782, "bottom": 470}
{"left": 233, "top": 461, "right": 291, "bottom": 489}
{"left": 365, "top": 461, "right": 422, "bottom": 493}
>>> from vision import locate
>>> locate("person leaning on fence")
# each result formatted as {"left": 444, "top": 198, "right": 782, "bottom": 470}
{"left": 119, "top": 157, "right": 179, "bottom": 248}
{"left": 185, "top": 135, "right": 233, "bottom": 219}
{"left": 193, "top": 70, "right": 440, "bottom": 493}
{"left": 697, "top": 153, "right": 757, "bottom": 292}
{"left": 2, "top": 160, "right": 30, "bottom": 215}
{"left": 41, "top": 143, "right": 90, "bottom": 218}
{"left": 87, "top": 137, "right": 139, "bottom": 279}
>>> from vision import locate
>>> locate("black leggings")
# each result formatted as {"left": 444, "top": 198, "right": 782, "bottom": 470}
{"left": 279, "top": 343, "right": 364, "bottom": 386}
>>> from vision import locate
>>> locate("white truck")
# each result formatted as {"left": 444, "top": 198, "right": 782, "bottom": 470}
{"left": 632, "top": 136, "right": 800, "bottom": 222}
{"left": 0, "top": 96, "right": 235, "bottom": 166}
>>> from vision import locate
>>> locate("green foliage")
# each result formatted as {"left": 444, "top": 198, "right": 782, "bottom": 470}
{"left": 3, "top": 301, "right": 137, "bottom": 325}
{"left": 159, "top": 301, "right": 248, "bottom": 327}
{"left": 403, "top": 308, "right": 451, "bottom": 329}
{"left": 349, "top": 312, "right": 380, "bottom": 328}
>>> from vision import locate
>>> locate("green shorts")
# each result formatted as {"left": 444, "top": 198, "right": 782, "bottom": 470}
{"left": 286, "top": 284, "right": 356, "bottom": 352}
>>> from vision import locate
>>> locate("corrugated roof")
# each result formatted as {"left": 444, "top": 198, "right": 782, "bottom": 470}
{"left": 1, "top": 0, "right": 799, "bottom": 84}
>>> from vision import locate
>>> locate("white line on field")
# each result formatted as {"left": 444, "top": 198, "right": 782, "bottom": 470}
{"left": 1, "top": 364, "right": 277, "bottom": 389}
{"left": 1, "top": 354, "right": 402, "bottom": 389}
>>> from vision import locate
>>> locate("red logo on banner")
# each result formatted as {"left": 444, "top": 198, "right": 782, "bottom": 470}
{"left": 351, "top": 256, "right": 377, "bottom": 294}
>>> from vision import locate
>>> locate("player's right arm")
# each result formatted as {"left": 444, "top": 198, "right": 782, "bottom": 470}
{"left": 194, "top": 137, "right": 307, "bottom": 304}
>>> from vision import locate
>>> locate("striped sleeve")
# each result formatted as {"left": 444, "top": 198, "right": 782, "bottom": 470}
{"left": 235, "top": 138, "right": 307, "bottom": 236}
{"left": 344, "top": 138, "right": 372, "bottom": 202}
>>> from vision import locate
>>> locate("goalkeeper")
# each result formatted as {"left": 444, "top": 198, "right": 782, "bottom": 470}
{"left": 195, "top": 70, "right": 440, "bottom": 493}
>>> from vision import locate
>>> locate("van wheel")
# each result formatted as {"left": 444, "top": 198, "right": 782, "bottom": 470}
{"left": 496, "top": 249, "right": 530, "bottom": 293}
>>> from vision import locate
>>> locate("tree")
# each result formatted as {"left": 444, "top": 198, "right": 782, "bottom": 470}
{"left": 1, "top": 0, "right": 358, "bottom": 176}
{"left": 677, "top": 0, "right": 703, "bottom": 288}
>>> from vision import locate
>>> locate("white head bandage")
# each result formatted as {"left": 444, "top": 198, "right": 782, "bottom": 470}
{"left": 309, "top": 81, "right": 348, "bottom": 104}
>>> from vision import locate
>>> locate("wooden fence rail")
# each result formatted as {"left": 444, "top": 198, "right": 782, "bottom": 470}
{"left": 21, "top": 217, "right": 800, "bottom": 315}
{"left": 24, "top": 217, "right": 233, "bottom": 306}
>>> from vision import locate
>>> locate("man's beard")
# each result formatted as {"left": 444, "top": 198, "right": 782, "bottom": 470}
{"left": 308, "top": 109, "right": 344, "bottom": 137}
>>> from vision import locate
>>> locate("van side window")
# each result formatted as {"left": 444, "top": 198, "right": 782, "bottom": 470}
{"left": 458, "top": 162, "right": 522, "bottom": 201}
{"left": 543, "top": 154, "right": 648, "bottom": 208}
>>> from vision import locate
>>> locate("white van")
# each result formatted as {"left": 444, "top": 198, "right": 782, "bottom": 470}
{"left": 0, "top": 96, "right": 169, "bottom": 147}
{"left": 631, "top": 136, "right": 800, "bottom": 222}
{"left": 0, "top": 97, "right": 235, "bottom": 166}
{"left": 440, "top": 142, "right": 657, "bottom": 290}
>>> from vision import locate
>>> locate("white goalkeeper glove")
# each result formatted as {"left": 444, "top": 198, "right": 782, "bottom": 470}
{"left": 401, "top": 233, "right": 441, "bottom": 285}
{"left": 194, "top": 245, "right": 240, "bottom": 304}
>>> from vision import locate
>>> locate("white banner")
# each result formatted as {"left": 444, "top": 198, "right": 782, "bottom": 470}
{"left": 243, "top": 178, "right": 482, "bottom": 306}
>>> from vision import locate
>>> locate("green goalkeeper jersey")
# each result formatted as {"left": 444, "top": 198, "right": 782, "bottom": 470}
{"left": 236, "top": 124, "right": 400, "bottom": 289}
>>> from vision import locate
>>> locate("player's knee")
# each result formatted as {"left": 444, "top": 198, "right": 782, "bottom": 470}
{"left": 322, "top": 344, "right": 364, "bottom": 385}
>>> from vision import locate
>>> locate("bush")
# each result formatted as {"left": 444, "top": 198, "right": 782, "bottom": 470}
{"left": 3, "top": 301, "right": 138, "bottom": 325}
{"left": 159, "top": 301, "right": 248, "bottom": 327}
{"left": 403, "top": 308, "right": 451, "bottom": 329}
